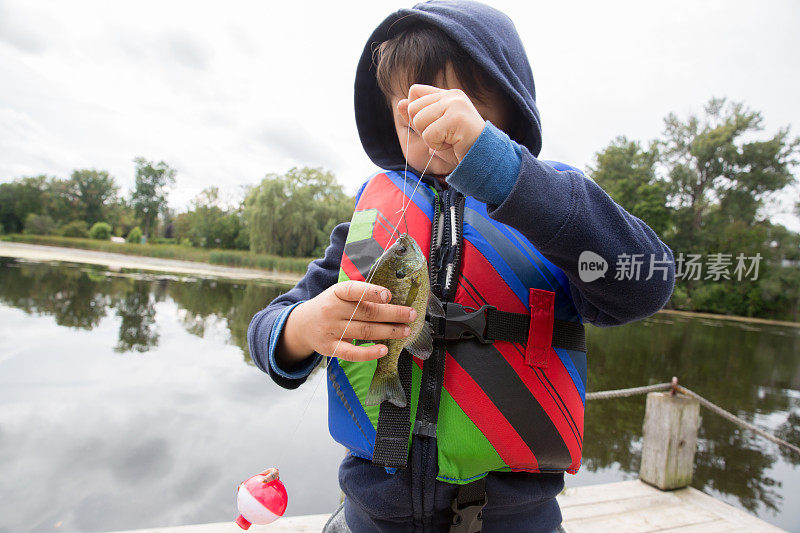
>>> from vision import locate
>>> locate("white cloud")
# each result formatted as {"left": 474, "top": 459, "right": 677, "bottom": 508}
{"left": 0, "top": 0, "right": 797, "bottom": 230}
{"left": 0, "top": 0, "right": 49, "bottom": 53}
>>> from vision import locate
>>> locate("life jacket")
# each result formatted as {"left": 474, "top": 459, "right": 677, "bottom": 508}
{"left": 327, "top": 167, "right": 587, "bottom": 484}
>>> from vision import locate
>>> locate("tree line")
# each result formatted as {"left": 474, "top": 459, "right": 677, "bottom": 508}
{"left": 1, "top": 97, "right": 798, "bottom": 320}
{"left": 591, "top": 98, "right": 799, "bottom": 321}
{"left": 0, "top": 160, "right": 354, "bottom": 258}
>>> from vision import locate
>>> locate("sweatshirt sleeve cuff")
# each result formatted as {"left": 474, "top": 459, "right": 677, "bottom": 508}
{"left": 445, "top": 121, "right": 522, "bottom": 206}
{"left": 267, "top": 302, "right": 322, "bottom": 380}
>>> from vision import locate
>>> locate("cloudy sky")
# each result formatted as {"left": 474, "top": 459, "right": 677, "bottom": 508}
{"left": 1, "top": 0, "right": 798, "bottom": 229}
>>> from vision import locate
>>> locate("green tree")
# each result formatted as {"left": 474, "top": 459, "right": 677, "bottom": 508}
{"left": 66, "top": 169, "right": 118, "bottom": 225}
{"left": 174, "top": 187, "right": 246, "bottom": 249}
{"left": 657, "top": 98, "right": 800, "bottom": 320}
{"left": 106, "top": 199, "right": 137, "bottom": 237}
{"left": 23, "top": 213, "right": 55, "bottom": 235}
{"left": 590, "top": 136, "right": 671, "bottom": 236}
{"left": 127, "top": 226, "right": 143, "bottom": 244}
{"left": 244, "top": 167, "right": 353, "bottom": 257}
{"left": 0, "top": 175, "right": 50, "bottom": 233}
{"left": 130, "top": 157, "right": 176, "bottom": 238}
{"left": 661, "top": 98, "right": 798, "bottom": 251}
{"left": 89, "top": 222, "right": 112, "bottom": 240}
{"left": 59, "top": 220, "right": 90, "bottom": 238}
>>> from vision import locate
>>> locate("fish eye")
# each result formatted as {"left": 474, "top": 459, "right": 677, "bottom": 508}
{"left": 396, "top": 245, "right": 407, "bottom": 256}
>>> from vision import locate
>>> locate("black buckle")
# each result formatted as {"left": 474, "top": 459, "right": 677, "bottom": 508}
{"left": 434, "top": 304, "right": 495, "bottom": 344}
{"left": 450, "top": 494, "right": 487, "bottom": 533}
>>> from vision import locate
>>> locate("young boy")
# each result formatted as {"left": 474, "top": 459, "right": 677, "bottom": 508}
{"left": 248, "top": 1, "right": 675, "bottom": 531}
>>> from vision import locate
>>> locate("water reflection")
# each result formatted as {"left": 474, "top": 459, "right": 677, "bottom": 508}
{"left": 578, "top": 315, "right": 800, "bottom": 525}
{"left": 115, "top": 281, "right": 159, "bottom": 352}
{"left": 0, "top": 258, "right": 337, "bottom": 533}
{"left": 0, "top": 258, "right": 798, "bottom": 531}
{"left": 0, "top": 258, "right": 285, "bottom": 361}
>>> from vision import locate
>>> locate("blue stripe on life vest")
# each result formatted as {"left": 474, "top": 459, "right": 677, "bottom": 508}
{"left": 462, "top": 207, "right": 537, "bottom": 308}
{"left": 496, "top": 224, "right": 580, "bottom": 323}
{"left": 464, "top": 198, "right": 581, "bottom": 323}
{"left": 555, "top": 348, "right": 587, "bottom": 406}
{"left": 327, "top": 359, "right": 376, "bottom": 459}
{"left": 467, "top": 199, "right": 559, "bottom": 291}
{"left": 384, "top": 170, "right": 435, "bottom": 223}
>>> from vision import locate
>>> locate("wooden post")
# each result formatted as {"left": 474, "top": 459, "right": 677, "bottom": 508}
{"left": 639, "top": 391, "right": 700, "bottom": 490}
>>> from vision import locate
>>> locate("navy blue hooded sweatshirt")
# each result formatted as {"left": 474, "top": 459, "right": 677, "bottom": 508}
{"left": 247, "top": 1, "right": 675, "bottom": 531}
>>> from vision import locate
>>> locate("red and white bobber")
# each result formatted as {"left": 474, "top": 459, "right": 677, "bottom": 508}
{"left": 235, "top": 468, "right": 288, "bottom": 530}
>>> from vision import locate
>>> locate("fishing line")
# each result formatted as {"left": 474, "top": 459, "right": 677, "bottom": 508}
{"left": 287, "top": 147, "right": 437, "bottom": 442}
{"left": 400, "top": 121, "right": 411, "bottom": 234}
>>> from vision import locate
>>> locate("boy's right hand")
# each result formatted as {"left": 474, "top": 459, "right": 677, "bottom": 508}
{"left": 276, "top": 280, "right": 416, "bottom": 366}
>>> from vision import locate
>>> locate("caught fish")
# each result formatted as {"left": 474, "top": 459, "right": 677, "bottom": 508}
{"left": 364, "top": 233, "right": 444, "bottom": 408}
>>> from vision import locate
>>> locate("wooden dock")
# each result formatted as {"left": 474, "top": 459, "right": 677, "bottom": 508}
{"left": 558, "top": 480, "right": 783, "bottom": 532}
{"left": 107, "top": 480, "right": 784, "bottom": 532}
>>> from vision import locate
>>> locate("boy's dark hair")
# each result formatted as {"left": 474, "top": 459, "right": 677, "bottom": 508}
{"left": 373, "top": 21, "right": 508, "bottom": 107}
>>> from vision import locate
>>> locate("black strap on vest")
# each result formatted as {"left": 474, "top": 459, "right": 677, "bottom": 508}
{"left": 434, "top": 303, "right": 587, "bottom": 352}
{"left": 371, "top": 350, "right": 413, "bottom": 469}
{"left": 450, "top": 478, "right": 487, "bottom": 533}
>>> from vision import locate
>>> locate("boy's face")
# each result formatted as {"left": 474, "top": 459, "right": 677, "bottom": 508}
{"left": 389, "top": 64, "right": 512, "bottom": 181}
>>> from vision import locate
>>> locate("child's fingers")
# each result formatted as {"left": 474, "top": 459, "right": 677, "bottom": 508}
{"left": 410, "top": 99, "right": 447, "bottom": 140}
{"left": 397, "top": 99, "right": 410, "bottom": 123}
{"left": 421, "top": 113, "right": 457, "bottom": 152}
{"left": 330, "top": 341, "right": 387, "bottom": 362}
{"left": 407, "top": 92, "right": 444, "bottom": 124}
{"left": 431, "top": 146, "right": 459, "bottom": 167}
{"left": 341, "top": 320, "right": 410, "bottom": 341}
{"left": 351, "top": 300, "right": 416, "bottom": 324}
{"left": 334, "top": 280, "right": 391, "bottom": 304}
{"left": 408, "top": 84, "right": 444, "bottom": 102}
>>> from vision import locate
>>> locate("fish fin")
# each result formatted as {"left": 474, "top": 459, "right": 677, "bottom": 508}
{"left": 365, "top": 372, "right": 406, "bottom": 408}
{"left": 427, "top": 292, "right": 445, "bottom": 318}
{"left": 405, "top": 322, "right": 433, "bottom": 361}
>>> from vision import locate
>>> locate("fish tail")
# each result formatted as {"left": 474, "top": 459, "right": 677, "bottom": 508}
{"left": 365, "top": 372, "right": 406, "bottom": 408}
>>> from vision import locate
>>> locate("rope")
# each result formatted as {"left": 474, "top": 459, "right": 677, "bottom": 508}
{"left": 585, "top": 382, "right": 672, "bottom": 400}
{"left": 674, "top": 384, "right": 800, "bottom": 456}
{"left": 586, "top": 378, "right": 800, "bottom": 456}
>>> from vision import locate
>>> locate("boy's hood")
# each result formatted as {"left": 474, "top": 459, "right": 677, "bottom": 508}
{"left": 354, "top": 0, "right": 543, "bottom": 172}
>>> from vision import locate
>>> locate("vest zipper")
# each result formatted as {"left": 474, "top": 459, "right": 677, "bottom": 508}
{"left": 429, "top": 191, "right": 444, "bottom": 296}
{"left": 443, "top": 194, "right": 465, "bottom": 300}
{"left": 415, "top": 188, "right": 464, "bottom": 439}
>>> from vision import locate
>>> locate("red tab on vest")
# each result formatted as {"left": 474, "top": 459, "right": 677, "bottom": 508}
{"left": 526, "top": 289, "right": 554, "bottom": 368}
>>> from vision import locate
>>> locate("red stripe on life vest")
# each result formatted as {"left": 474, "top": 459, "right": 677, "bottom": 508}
{"left": 494, "top": 342, "right": 583, "bottom": 466}
{"left": 355, "top": 173, "right": 432, "bottom": 258}
{"left": 340, "top": 249, "right": 364, "bottom": 282}
{"left": 537, "top": 351, "right": 585, "bottom": 460}
{"left": 440, "top": 353, "right": 540, "bottom": 471}
{"left": 459, "top": 240, "right": 527, "bottom": 314}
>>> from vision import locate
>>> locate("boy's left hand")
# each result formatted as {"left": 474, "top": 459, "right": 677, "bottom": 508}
{"left": 398, "top": 84, "right": 486, "bottom": 165}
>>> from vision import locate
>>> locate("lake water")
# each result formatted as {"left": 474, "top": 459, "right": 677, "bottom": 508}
{"left": 0, "top": 258, "right": 798, "bottom": 532}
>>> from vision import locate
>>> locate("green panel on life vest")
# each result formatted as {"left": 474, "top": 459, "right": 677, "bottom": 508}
{"left": 348, "top": 208, "right": 378, "bottom": 243}
{"left": 436, "top": 387, "right": 506, "bottom": 484}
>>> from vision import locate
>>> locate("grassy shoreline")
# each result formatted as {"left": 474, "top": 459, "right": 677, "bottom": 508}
{"left": 4, "top": 234, "right": 798, "bottom": 328}
{"left": 1, "top": 234, "right": 312, "bottom": 275}
{"left": 656, "top": 308, "right": 800, "bottom": 328}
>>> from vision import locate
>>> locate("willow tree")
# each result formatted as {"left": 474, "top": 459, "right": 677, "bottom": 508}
{"left": 244, "top": 167, "right": 353, "bottom": 257}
